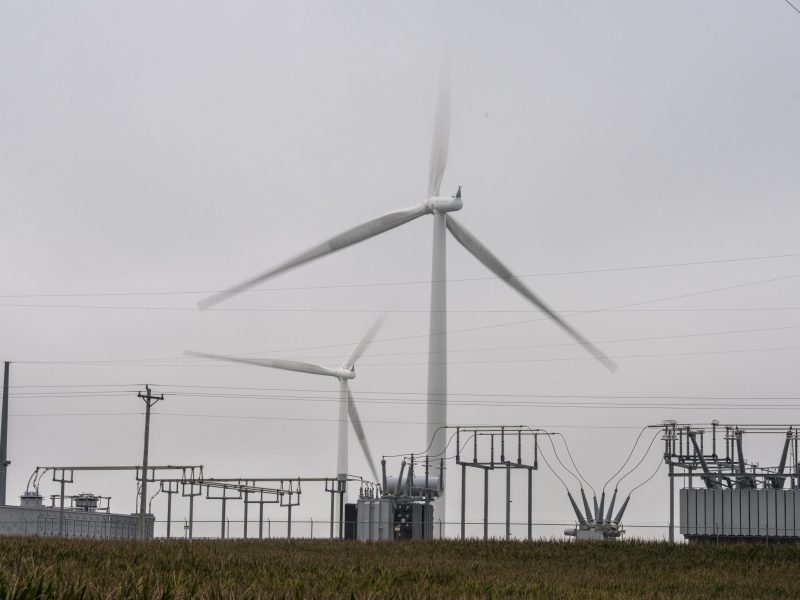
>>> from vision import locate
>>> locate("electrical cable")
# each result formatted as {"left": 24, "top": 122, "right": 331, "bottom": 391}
{"left": 539, "top": 430, "right": 584, "bottom": 491}
{"left": 9, "top": 270, "right": 800, "bottom": 366}
{"left": 17, "top": 343, "right": 800, "bottom": 368}
{"left": 532, "top": 439, "right": 570, "bottom": 492}
{"left": 14, "top": 382, "right": 800, "bottom": 402}
{"left": 627, "top": 457, "right": 664, "bottom": 496}
{"left": 614, "top": 429, "right": 662, "bottom": 490}
{"left": 13, "top": 389, "right": 800, "bottom": 411}
{"left": 553, "top": 433, "right": 595, "bottom": 497}
{"left": 4, "top": 249, "right": 799, "bottom": 298}
{"left": 601, "top": 426, "right": 649, "bottom": 494}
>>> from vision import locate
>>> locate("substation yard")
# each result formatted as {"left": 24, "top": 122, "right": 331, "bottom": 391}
{"left": 0, "top": 538, "right": 798, "bottom": 599}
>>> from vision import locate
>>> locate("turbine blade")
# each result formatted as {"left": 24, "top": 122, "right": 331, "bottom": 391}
{"left": 199, "top": 203, "right": 429, "bottom": 308}
{"left": 427, "top": 73, "right": 450, "bottom": 197}
{"left": 445, "top": 216, "right": 617, "bottom": 372}
{"left": 185, "top": 350, "right": 336, "bottom": 378}
{"left": 346, "top": 384, "right": 380, "bottom": 483}
{"left": 342, "top": 311, "right": 387, "bottom": 370}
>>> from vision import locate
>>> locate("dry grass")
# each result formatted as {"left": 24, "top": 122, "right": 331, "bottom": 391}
{"left": 0, "top": 537, "right": 798, "bottom": 599}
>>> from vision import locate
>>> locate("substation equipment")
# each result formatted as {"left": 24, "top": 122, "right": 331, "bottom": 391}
{"left": 661, "top": 421, "right": 800, "bottom": 543}
{"left": 352, "top": 426, "right": 546, "bottom": 542}
{"left": 350, "top": 454, "right": 442, "bottom": 541}
{"left": 563, "top": 486, "right": 629, "bottom": 541}
{"left": 455, "top": 426, "right": 541, "bottom": 540}
{"left": 0, "top": 464, "right": 204, "bottom": 539}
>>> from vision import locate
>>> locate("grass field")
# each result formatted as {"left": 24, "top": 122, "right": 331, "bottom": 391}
{"left": 0, "top": 537, "right": 798, "bottom": 599}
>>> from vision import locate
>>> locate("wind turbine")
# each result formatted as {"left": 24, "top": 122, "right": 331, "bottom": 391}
{"left": 187, "top": 315, "right": 385, "bottom": 484}
{"left": 199, "top": 78, "right": 617, "bottom": 527}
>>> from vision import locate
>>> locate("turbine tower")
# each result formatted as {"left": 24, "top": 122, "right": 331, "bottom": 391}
{"left": 187, "top": 315, "right": 385, "bottom": 485}
{"left": 200, "top": 80, "right": 616, "bottom": 530}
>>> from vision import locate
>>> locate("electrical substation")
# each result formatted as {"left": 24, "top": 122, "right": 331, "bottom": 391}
{"left": 661, "top": 421, "right": 800, "bottom": 543}
{"left": 4, "top": 354, "right": 800, "bottom": 545}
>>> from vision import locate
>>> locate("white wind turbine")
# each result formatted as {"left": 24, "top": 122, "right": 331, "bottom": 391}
{"left": 187, "top": 315, "right": 385, "bottom": 484}
{"left": 199, "top": 78, "right": 616, "bottom": 527}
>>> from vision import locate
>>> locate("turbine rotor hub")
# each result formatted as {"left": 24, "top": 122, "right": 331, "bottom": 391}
{"left": 426, "top": 191, "right": 463, "bottom": 214}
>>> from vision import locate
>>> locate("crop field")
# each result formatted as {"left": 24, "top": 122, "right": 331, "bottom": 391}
{"left": 0, "top": 537, "right": 798, "bottom": 599}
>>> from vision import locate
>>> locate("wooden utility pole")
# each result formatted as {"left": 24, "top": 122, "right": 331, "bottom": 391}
{"left": 0, "top": 362, "right": 9, "bottom": 505}
{"left": 138, "top": 385, "right": 163, "bottom": 539}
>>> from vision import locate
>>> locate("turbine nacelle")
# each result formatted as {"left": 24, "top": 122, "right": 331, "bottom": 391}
{"left": 426, "top": 187, "right": 462, "bottom": 213}
{"left": 334, "top": 367, "right": 356, "bottom": 380}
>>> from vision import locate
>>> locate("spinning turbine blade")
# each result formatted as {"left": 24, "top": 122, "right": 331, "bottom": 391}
{"left": 199, "top": 203, "right": 430, "bottom": 308}
{"left": 346, "top": 383, "right": 380, "bottom": 483}
{"left": 445, "top": 216, "right": 617, "bottom": 372}
{"left": 185, "top": 350, "right": 337, "bottom": 378}
{"left": 342, "top": 312, "right": 387, "bottom": 370}
{"left": 427, "top": 75, "right": 450, "bottom": 197}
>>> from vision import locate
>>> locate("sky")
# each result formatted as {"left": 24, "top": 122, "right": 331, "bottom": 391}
{"left": 1, "top": 1, "right": 799, "bottom": 539}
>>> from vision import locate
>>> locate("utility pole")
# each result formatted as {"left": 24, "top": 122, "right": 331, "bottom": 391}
{"left": 138, "top": 385, "right": 163, "bottom": 540}
{"left": 0, "top": 362, "right": 10, "bottom": 505}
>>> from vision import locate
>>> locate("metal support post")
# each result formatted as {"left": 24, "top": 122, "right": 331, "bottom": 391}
{"left": 527, "top": 467, "right": 533, "bottom": 542}
{"left": 167, "top": 491, "right": 172, "bottom": 539}
{"left": 287, "top": 502, "right": 292, "bottom": 540}
{"left": 161, "top": 481, "right": 179, "bottom": 539}
{"left": 243, "top": 491, "right": 249, "bottom": 539}
{"left": 182, "top": 482, "right": 201, "bottom": 541}
{"left": 338, "top": 486, "right": 345, "bottom": 539}
{"left": 189, "top": 495, "right": 194, "bottom": 540}
{"left": 483, "top": 468, "right": 489, "bottom": 540}
{"left": 54, "top": 468, "right": 73, "bottom": 538}
{"left": 330, "top": 490, "right": 335, "bottom": 539}
{"left": 506, "top": 464, "right": 511, "bottom": 540}
{"left": 221, "top": 497, "right": 227, "bottom": 539}
{"left": 58, "top": 479, "right": 66, "bottom": 537}
{"left": 669, "top": 462, "right": 675, "bottom": 543}
{"left": 460, "top": 463, "right": 466, "bottom": 540}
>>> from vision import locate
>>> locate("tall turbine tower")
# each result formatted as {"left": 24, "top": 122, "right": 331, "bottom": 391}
{"left": 200, "top": 81, "right": 616, "bottom": 531}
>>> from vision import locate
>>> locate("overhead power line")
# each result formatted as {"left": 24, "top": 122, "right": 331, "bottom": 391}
{"left": 11, "top": 382, "right": 800, "bottom": 401}
{"left": 5, "top": 411, "right": 644, "bottom": 429}
{"left": 11, "top": 270, "right": 800, "bottom": 367}
{"left": 17, "top": 343, "right": 800, "bottom": 368}
{"left": 10, "top": 389, "right": 800, "bottom": 410}
{"left": 2, "top": 250, "right": 799, "bottom": 299}
{"left": 14, "top": 320, "right": 800, "bottom": 366}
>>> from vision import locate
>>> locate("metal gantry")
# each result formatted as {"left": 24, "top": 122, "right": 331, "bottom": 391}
{"left": 454, "top": 426, "right": 540, "bottom": 541}
{"left": 26, "top": 465, "right": 203, "bottom": 539}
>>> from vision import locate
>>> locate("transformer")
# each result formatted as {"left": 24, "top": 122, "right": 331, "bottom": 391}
{"left": 355, "top": 497, "right": 434, "bottom": 541}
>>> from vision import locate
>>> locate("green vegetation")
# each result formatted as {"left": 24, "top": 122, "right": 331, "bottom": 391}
{"left": 0, "top": 537, "right": 798, "bottom": 599}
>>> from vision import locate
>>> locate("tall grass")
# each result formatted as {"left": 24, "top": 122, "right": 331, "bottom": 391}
{"left": 0, "top": 537, "right": 798, "bottom": 598}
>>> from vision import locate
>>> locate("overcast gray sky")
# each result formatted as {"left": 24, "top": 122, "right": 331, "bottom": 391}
{"left": 1, "top": 1, "right": 799, "bottom": 538}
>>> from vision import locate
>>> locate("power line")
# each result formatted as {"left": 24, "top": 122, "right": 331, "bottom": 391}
{"left": 361, "top": 344, "right": 800, "bottom": 366}
{"left": 11, "top": 383, "right": 800, "bottom": 401}
{"left": 12, "top": 269, "right": 800, "bottom": 368}
{"left": 21, "top": 343, "right": 800, "bottom": 368}
{"left": 15, "top": 319, "right": 800, "bottom": 367}
{"left": 11, "top": 389, "right": 800, "bottom": 410}
{"left": 185, "top": 322, "right": 800, "bottom": 362}
{"left": 3, "top": 250, "right": 799, "bottom": 299}
{"left": 6, "top": 411, "right": 645, "bottom": 429}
